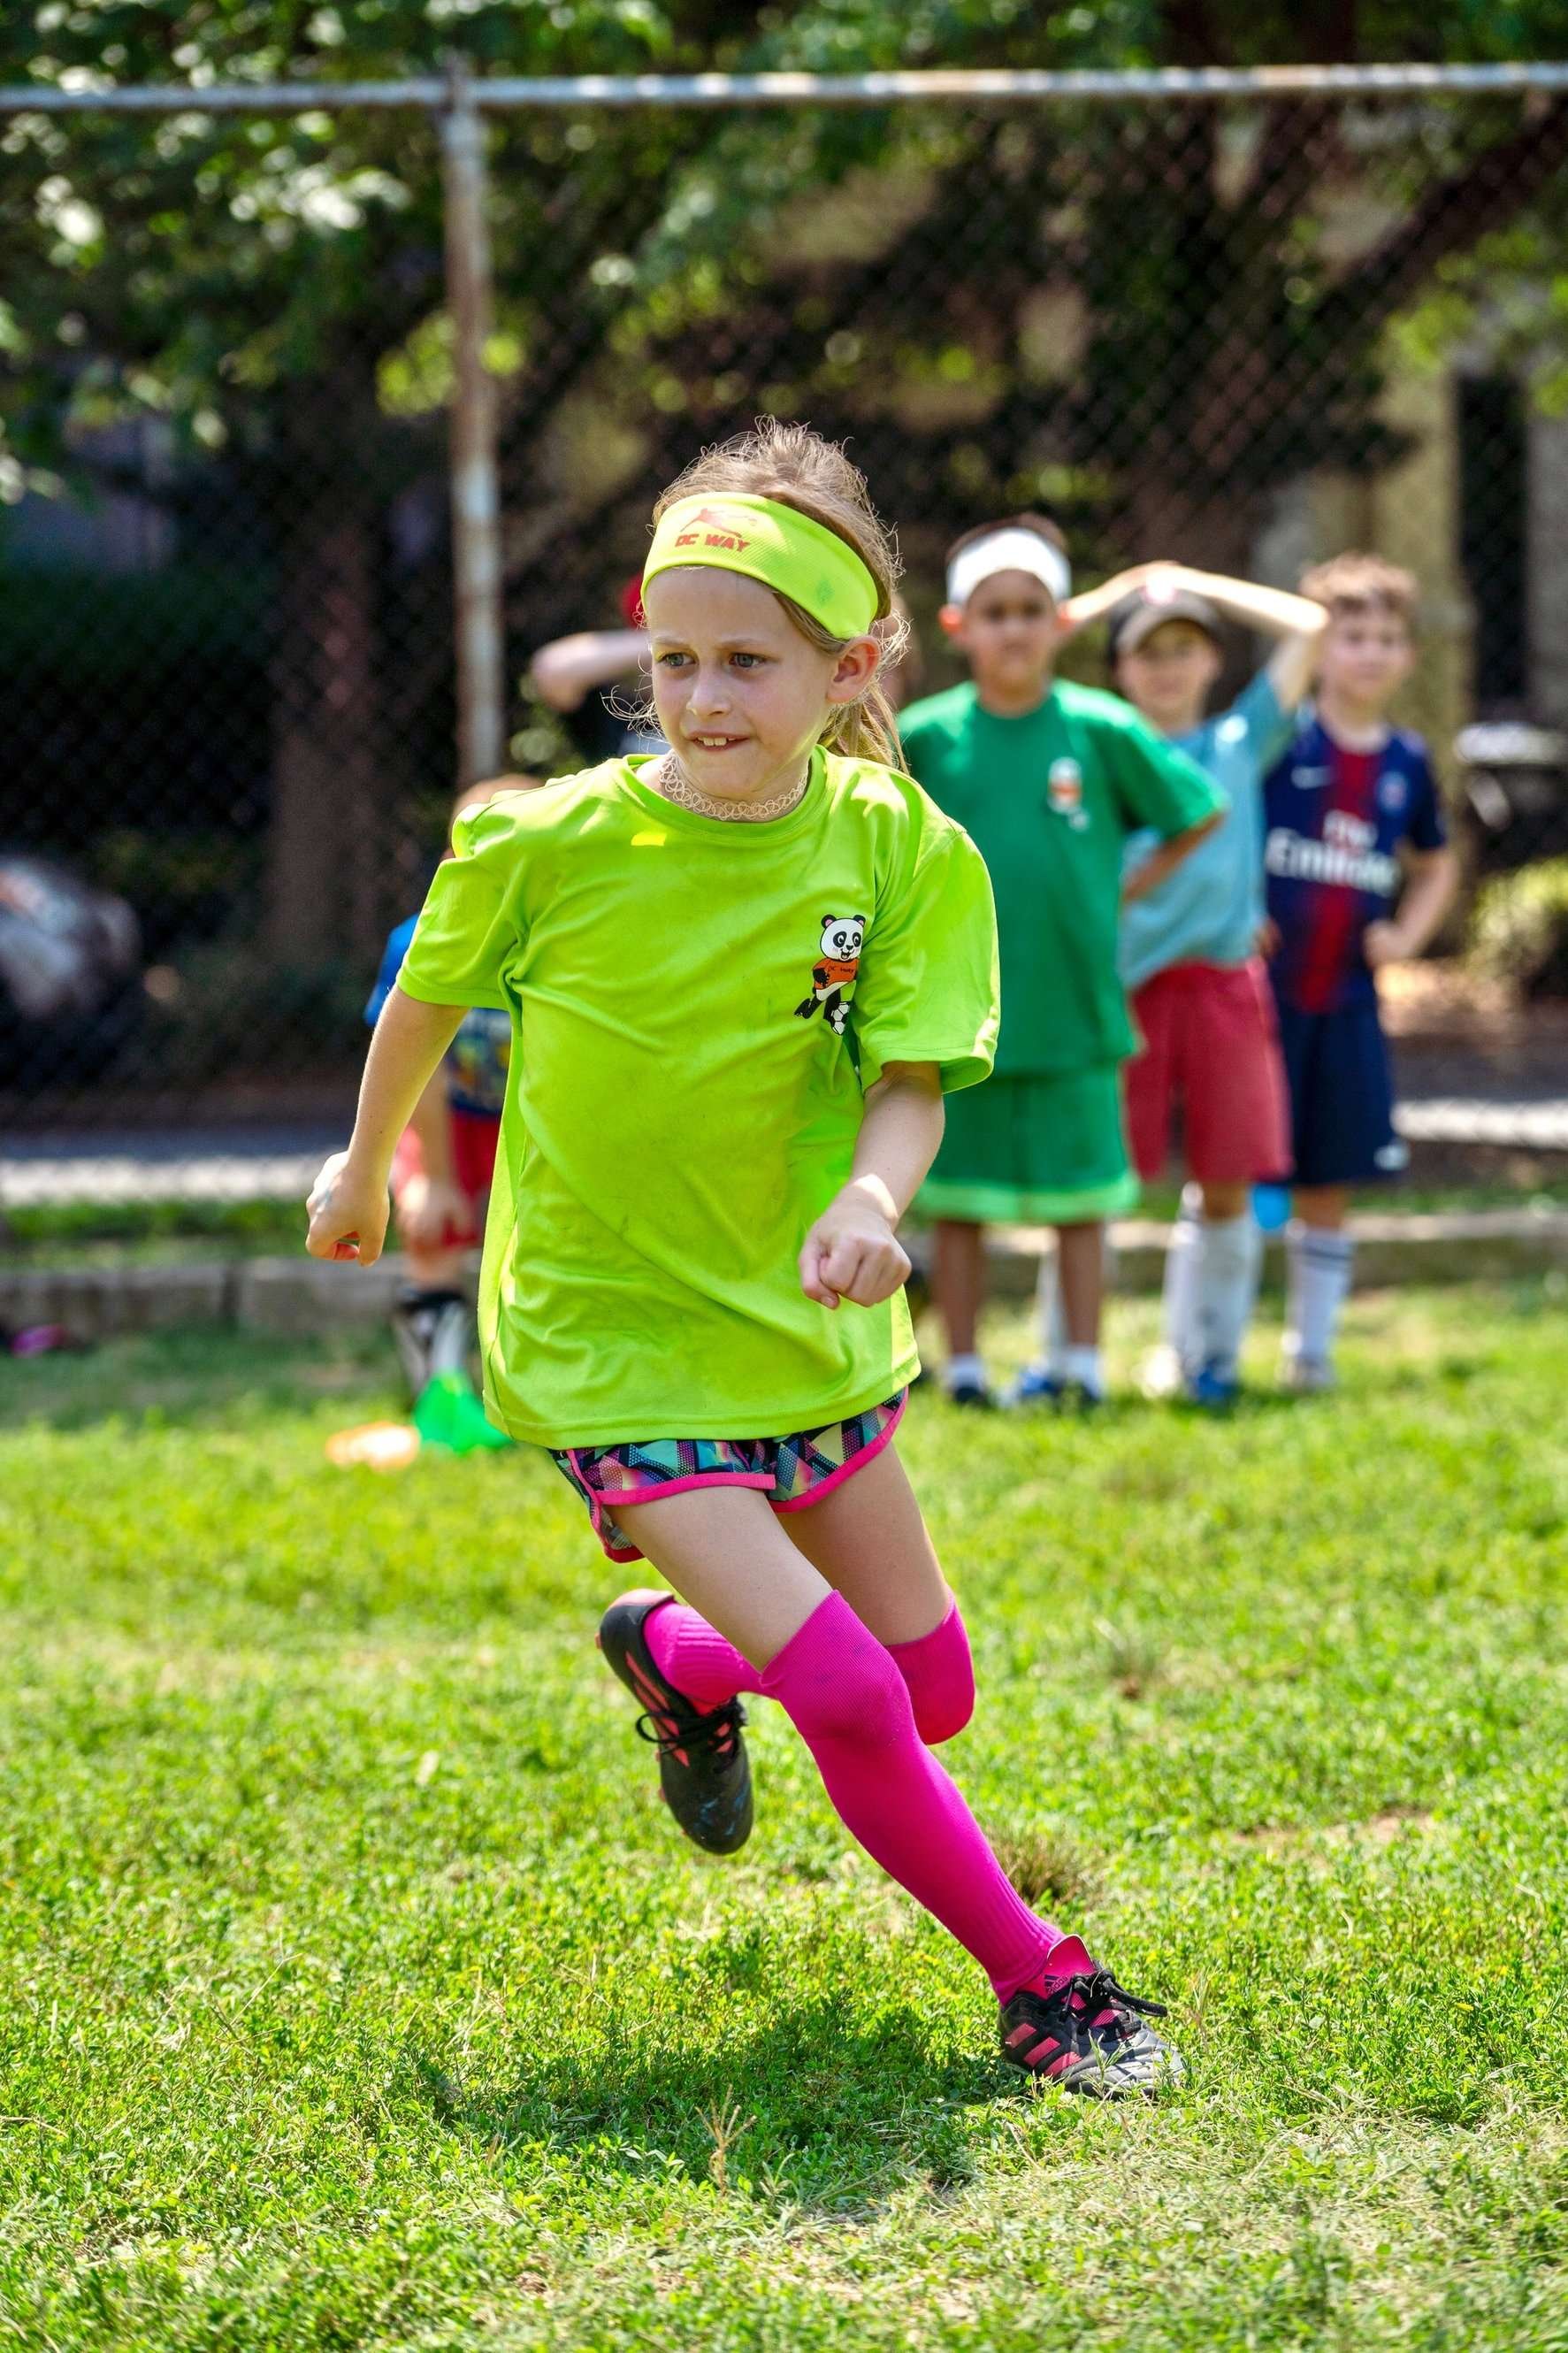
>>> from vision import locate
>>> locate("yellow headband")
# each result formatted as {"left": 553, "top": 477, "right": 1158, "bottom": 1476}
{"left": 642, "top": 493, "right": 879, "bottom": 640}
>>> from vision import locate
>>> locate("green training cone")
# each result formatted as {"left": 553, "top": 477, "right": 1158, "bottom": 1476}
{"left": 412, "top": 1370, "right": 512, "bottom": 1456}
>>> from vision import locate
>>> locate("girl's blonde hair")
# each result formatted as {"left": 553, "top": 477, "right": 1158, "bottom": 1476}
{"left": 650, "top": 420, "right": 906, "bottom": 769}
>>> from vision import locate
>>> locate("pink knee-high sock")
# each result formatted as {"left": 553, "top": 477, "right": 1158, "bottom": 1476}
{"left": 646, "top": 1593, "right": 976, "bottom": 1745}
{"left": 761, "top": 1592, "right": 1064, "bottom": 1999}
{"left": 887, "top": 1601, "right": 975, "bottom": 1744}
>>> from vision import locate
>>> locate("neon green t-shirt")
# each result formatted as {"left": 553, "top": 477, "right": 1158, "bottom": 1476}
{"left": 397, "top": 748, "right": 999, "bottom": 1447}
{"left": 899, "top": 678, "right": 1226, "bottom": 1074}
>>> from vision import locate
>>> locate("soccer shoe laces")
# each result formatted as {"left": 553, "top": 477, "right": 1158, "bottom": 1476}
{"left": 633, "top": 1696, "right": 746, "bottom": 1763}
{"left": 1036, "top": 1967, "right": 1168, "bottom": 2034}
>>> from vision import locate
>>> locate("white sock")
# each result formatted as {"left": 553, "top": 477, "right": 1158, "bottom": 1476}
{"left": 944, "top": 1351, "right": 987, "bottom": 1393}
{"left": 1286, "top": 1224, "right": 1355, "bottom": 1366}
{"left": 1039, "top": 1234, "right": 1116, "bottom": 1376}
{"left": 1195, "top": 1213, "right": 1262, "bottom": 1381}
{"left": 1161, "top": 1184, "right": 1204, "bottom": 1371}
{"left": 1059, "top": 1343, "right": 1104, "bottom": 1397}
{"left": 1035, "top": 1245, "right": 1064, "bottom": 1368}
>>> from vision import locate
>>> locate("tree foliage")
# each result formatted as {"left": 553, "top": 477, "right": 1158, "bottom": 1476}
{"left": 3, "top": 3, "right": 1567, "bottom": 834}
{"left": 4, "top": 3, "right": 1565, "bottom": 476}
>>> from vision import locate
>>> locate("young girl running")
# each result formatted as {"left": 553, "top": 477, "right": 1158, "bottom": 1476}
{"left": 306, "top": 422, "right": 1181, "bottom": 2097}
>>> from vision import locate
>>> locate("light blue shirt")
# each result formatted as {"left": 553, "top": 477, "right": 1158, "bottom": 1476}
{"left": 1119, "top": 668, "right": 1292, "bottom": 991}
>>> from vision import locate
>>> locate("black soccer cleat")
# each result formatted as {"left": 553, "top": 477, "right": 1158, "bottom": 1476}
{"left": 1000, "top": 1942, "right": 1183, "bottom": 2097}
{"left": 597, "top": 1590, "right": 753, "bottom": 1856}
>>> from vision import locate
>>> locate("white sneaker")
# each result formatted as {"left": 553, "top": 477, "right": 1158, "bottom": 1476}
{"left": 1137, "top": 1344, "right": 1187, "bottom": 1400}
{"left": 1280, "top": 1348, "right": 1335, "bottom": 1394}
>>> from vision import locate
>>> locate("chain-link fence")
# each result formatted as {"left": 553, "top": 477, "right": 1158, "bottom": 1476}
{"left": 4, "top": 65, "right": 1568, "bottom": 1215}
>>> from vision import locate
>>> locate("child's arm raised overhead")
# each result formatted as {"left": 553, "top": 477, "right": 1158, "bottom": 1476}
{"left": 306, "top": 985, "right": 466, "bottom": 1265}
{"left": 799, "top": 1062, "right": 944, "bottom": 1311}
{"left": 1055, "top": 561, "right": 1163, "bottom": 637}
{"left": 1070, "top": 560, "right": 1328, "bottom": 709}
{"left": 1143, "top": 563, "right": 1327, "bottom": 709}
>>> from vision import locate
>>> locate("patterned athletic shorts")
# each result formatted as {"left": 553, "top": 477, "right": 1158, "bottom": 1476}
{"left": 551, "top": 1391, "right": 908, "bottom": 1564}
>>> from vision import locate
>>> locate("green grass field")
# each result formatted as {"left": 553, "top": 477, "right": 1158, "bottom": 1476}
{"left": 3, "top": 1282, "right": 1566, "bottom": 2349}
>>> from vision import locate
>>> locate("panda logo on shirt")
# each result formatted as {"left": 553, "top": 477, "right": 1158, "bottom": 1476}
{"left": 794, "top": 914, "right": 867, "bottom": 1037}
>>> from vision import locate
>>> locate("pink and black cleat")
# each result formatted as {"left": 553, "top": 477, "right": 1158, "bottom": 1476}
{"left": 1000, "top": 1937, "right": 1183, "bottom": 2097}
{"left": 597, "top": 1590, "right": 753, "bottom": 1856}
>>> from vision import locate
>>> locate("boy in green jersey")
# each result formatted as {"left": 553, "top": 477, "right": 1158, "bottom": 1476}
{"left": 899, "top": 517, "right": 1224, "bottom": 1406}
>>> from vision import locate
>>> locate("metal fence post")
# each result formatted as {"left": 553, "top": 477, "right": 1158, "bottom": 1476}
{"left": 440, "top": 56, "right": 507, "bottom": 785}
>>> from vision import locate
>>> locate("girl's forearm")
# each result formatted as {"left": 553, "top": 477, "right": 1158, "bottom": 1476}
{"left": 407, "top": 1063, "right": 457, "bottom": 1183}
{"left": 848, "top": 1066, "right": 945, "bottom": 1222}
{"left": 348, "top": 987, "right": 466, "bottom": 1178}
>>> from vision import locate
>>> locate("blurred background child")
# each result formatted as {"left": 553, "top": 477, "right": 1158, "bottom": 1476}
{"left": 1262, "top": 555, "right": 1458, "bottom": 1389}
{"left": 899, "top": 517, "right": 1223, "bottom": 1408}
{"left": 369, "top": 774, "right": 539, "bottom": 1435}
{"left": 528, "top": 579, "right": 666, "bottom": 763}
{"left": 1056, "top": 561, "right": 1327, "bottom": 1403}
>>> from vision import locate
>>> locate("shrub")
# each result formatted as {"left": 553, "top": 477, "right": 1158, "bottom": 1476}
{"left": 1468, "top": 858, "right": 1568, "bottom": 998}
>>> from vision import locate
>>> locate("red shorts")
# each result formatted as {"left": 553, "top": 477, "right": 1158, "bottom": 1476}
{"left": 1124, "top": 959, "right": 1290, "bottom": 1187}
{"left": 389, "top": 1108, "right": 500, "bottom": 1245}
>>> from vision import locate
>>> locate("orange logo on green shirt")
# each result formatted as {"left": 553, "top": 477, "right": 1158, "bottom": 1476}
{"left": 1047, "top": 758, "right": 1083, "bottom": 816}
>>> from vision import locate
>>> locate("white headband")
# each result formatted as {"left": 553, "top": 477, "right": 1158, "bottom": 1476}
{"left": 946, "top": 528, "right": 1071, "bottom": 611}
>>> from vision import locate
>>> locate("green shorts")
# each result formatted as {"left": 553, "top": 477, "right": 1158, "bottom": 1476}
{"left": 917, "top": 1065, "right": 1139, "bottom": 1225}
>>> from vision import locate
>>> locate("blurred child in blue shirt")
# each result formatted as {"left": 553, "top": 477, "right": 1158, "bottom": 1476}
{"left": 1059, "top": 561, "right": 1325, "bottom": 1402}
{"left": 370, "top": 776, "right": 536, "bottom": 1403}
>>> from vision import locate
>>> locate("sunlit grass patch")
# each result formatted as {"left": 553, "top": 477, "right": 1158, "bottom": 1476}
{"left": 1, "top": 1281, "right": 1565, "bottom": 2347}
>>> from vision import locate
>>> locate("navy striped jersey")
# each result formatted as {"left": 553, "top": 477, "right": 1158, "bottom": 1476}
{"left": 1262, "top": 713, "right": 1445, "bottom": 1013}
